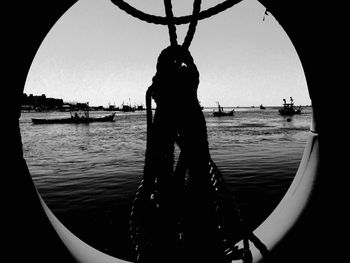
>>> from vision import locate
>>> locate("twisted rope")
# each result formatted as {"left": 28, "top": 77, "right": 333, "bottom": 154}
{"left": 111, "top": 0, "right": 243, "bottom": 25}
{"left": 124, "top": 1, "right": 264, "bottom": 261}
{"left": 183, "top": 0, "right": 201, "bottom": 49}
{"left": 164, "top": 0, "right": 177, "bottom": 46}
{"left": 164, "top": 0, "right": 201, "bottom": 49}
{"left": 144, "top": 0, "right": 202, "bottom": 153}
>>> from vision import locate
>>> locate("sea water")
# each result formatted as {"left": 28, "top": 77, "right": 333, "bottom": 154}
{"left": 19, "top": 106, "right": 312, "bottom": 260}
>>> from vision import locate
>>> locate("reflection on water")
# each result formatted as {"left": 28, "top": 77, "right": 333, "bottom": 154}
{"left": 20, "top": 107, "right": 312, "bottom": 259}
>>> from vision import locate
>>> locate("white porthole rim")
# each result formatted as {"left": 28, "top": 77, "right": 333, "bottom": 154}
{"left": 238, "top": 131, "right": 319, "bottom": 262}
{"left": 37, "top": 130, "right": 318, "bottom": 263}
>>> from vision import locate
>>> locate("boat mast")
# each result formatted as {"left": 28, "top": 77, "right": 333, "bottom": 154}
{"left": 217, "top": 101, "right": 222, "bottom": 113}
{"left": 85, "top": 102, "right": 90, "bottom": 118}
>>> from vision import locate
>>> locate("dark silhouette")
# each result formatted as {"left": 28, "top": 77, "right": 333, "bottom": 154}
{"left": 213, "top": 101, "right": 234, "bottom": 116}
{"left": 130, "top": 45, "right": 251, "bottom": 263}
{"left": 279, "top": 97, "right": 302, "bottom": 116}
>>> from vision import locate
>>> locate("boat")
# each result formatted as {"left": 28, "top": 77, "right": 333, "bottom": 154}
{"left": 105, "top": 103, "right": 119, "bottom": 111}
{"left": 120, "top": 103, "right": 136, "bottom": 112}
{"left": 119, "top": 98, "right": 136, "bottom": 112}
{"left": 120, "top": 104, "right": 135, "bottom": 112}
{"left": 259, "top": 104, "right": 266, "bottom": 110}
{"left": 213, "top": 102, "right": 234, "bottom": 117}
{"left": 136, "top": 105, "right": 145, "bottom": 111}
{"left": 32, "top": 112, "right": 116, "bottom": 124}
{"left": 278, "top": 97, "right": 302, "bottom": 115}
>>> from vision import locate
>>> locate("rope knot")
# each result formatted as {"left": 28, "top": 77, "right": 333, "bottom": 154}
{"left": 151, "top": 45, "right": 199, "bottom": 108}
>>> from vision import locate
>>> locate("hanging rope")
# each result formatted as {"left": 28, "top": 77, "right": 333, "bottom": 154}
{"left": 111, "top": 0, "right": 243, "bottom": 25}
{"left": 145, "top": 0, "right": 202, "bottom": 154}
{"left": 124, "top": 1, "right": 268, "bottom": 262}
{"left": 163, "top": 0, "right": 201, "bottom": 49}
{"left": 182, "top": 0, "right": 201, "bottom": 50}
{"left": 164, "top": 0, "right": 177, "bottom": 46}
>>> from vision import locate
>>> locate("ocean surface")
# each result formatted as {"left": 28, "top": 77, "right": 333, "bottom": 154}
{"left": 20, "top": 106, "right": 312, "bottom": 260}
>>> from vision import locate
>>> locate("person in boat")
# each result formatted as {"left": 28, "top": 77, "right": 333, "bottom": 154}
{"left": 70, "top": 112, "right": 80, "bottom": 119}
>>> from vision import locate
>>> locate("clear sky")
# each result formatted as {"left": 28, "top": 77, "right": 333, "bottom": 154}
{"left": 24, "top": 0, "right": 311, "bottom": 107}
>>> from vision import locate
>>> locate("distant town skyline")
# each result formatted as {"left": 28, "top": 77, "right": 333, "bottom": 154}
{"left": 24, "top": 0, "right": 311, "bottom": 108}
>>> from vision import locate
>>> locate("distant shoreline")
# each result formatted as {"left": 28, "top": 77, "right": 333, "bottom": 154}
{"left": 20, "top": 105, "right": 312, "bottom": 113}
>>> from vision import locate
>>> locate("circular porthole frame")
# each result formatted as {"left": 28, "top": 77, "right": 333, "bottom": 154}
{"left": 10, "top": 1, "right": 334, "bottom": 262}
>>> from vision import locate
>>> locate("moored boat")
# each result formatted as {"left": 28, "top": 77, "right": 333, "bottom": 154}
{"left": 120, "top": 104, "right": 136, "bottom": 112}
{"left": 278, "top": 97, "right": 302, "bottom": 115}
{"left": 213, "top": 102, "right": 234, "bottom": 117}
{"left": 32, "top": 112, "right": 116, "bottom": 124}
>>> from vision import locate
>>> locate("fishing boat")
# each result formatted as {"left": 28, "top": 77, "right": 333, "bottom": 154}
{"left": 278, "top": 97, "right": 302, "bottom": 115}
{"left": 105, "top": 103, "right": 119, "bottom": 111}
{"left": 136, "top": 104, "right": 145, "bottom": 111}
{"left": 119, "top": 99, "right": 136, "bottom": 112}
{"left": 32, "top": 112, "right": 115, "bottom": 124}
{"left": 120, "top": 104, "right": 135, "bottom": 112}
{"left": 260, "top": 104, "right": 266, "bottom": 110}
{"left": 213, "top": 102, "right": 234, "bottom": 117}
